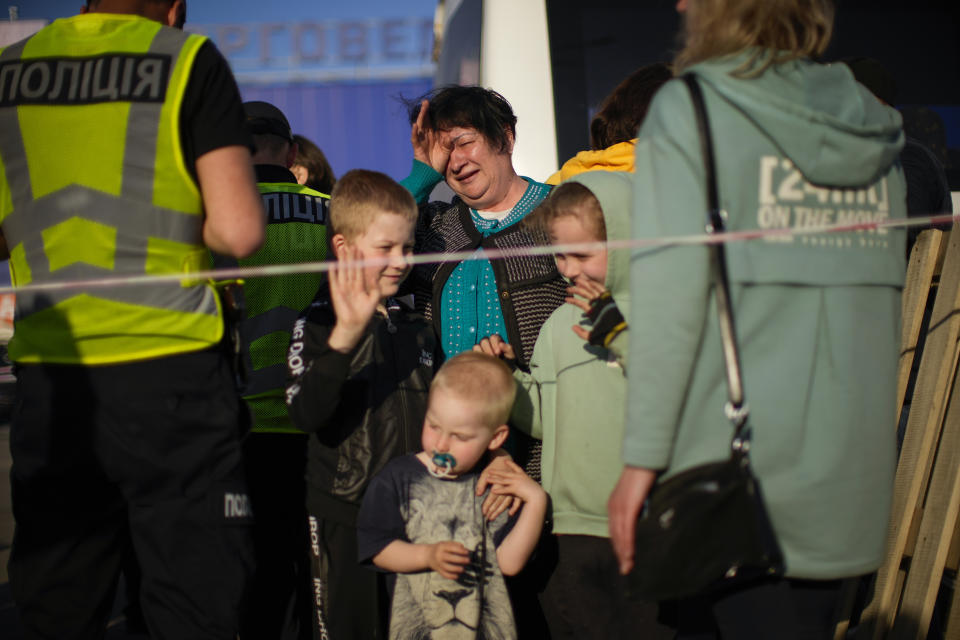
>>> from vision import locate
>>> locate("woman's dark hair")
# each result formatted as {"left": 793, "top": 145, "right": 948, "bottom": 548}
{"left": 590, "top": 63, "right": 673, "bottom": 150}
{"left": 407, "top": 86, "right": 518, "bottom": 153}
{"left": 293, "top": 134, "right": 336, "bottom": 195}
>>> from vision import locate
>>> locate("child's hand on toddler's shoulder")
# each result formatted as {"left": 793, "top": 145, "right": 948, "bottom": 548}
{"left": 478, "top": 452, "right": 522, "bottom": 521}
{"left": 485, "top": 459, "right": 547, "bottom": 508}
{"left": 428, "top": 541, "right": 471, "bottom": 580}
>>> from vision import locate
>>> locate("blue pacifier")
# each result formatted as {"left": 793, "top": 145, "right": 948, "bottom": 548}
{"left": 429, "top": 451, "right": 457, "bottom": 478}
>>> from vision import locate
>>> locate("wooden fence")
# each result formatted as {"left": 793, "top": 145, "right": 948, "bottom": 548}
{"left": 834, "top": 228, "right": 960, "bottom": 639}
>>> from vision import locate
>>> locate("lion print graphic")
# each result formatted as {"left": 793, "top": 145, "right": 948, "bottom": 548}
{"left": 390, "top": 475, "right": 516, "bottom": 640}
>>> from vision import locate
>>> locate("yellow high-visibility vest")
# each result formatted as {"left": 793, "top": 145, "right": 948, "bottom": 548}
{"left": 236, "top": 181, "right": 328, "bottom": 433}
{"left": 0, "top": 13, "right": 224, "bottom": 364}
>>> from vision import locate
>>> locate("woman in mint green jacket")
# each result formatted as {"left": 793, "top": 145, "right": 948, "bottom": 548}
{"left": 608, "top": 0, "right": 906, "bottom": 636}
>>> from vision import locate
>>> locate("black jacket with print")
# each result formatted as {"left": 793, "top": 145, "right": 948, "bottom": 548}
{"left": 285, "top": 279, "right": 436, "bottom": 525}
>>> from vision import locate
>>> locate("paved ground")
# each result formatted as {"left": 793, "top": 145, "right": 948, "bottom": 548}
{"left": 0, "top": 424, "right": 147, "bottom": 639}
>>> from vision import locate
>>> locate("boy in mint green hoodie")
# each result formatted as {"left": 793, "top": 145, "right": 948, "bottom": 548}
{"left": 476, "top": 171, "right": 670, "bottom": 639}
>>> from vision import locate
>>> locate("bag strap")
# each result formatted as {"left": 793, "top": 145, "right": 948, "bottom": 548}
{"left": 682, "top": 73, "right": 751, "bottom": 446}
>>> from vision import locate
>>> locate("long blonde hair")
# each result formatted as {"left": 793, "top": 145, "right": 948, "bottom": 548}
{"left": 675, "top": 0, "right": 834, "bottom": 76}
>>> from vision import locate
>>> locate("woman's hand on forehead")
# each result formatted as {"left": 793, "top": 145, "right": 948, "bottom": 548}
{"left": 410, "top": 99, "right": 451, "bottom": 174}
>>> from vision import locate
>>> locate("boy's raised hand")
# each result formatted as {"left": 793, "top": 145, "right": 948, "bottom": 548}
{"left": 566, "top": 280, "right": 609, "bottom": 341}
{"left": 567, "top": 283, "right": 626, "bottom": 347}
{"left": 327, "top": 246, "right": 383, "bottom": 353}
{"left": 428, "top": 541, "right": 471, "bottom": 580}
{"left": 565, "top": 279, "right": 608, "bottom": 314}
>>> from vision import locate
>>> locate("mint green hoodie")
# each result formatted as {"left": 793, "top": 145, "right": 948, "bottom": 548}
{"left": 512, "top": 171, "right": 632, "bottom": 538}
{"left": 625, "top": 53, "right": 906, "bottom": 579}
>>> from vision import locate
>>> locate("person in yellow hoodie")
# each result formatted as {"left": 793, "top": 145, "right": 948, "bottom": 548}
{"left": 547, "top": 63, "right": 672, "bottom": 185}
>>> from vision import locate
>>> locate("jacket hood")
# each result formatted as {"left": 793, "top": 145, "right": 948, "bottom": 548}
{"left": 690, "top": 53, "right": 904, "bottom": 187}
{"left": 566, "top": 171, "right": 633, "bottom": 317}
{"left": 546, "top": 140, "right": 636, "bottom": 185}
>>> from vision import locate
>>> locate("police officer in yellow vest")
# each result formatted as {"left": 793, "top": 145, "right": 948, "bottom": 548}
{"left": 0, "top": 1, "right": 266, "bottom": 637}
{"left": 230, "top": 100, "right": 328, "bottom": 640}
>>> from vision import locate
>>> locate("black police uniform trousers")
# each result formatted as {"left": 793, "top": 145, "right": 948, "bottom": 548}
{"left": 8, "top": 346, "right": 255, "bottom": 640}
{"left": 240, "top": 431, "right": 313, "bottom": 640}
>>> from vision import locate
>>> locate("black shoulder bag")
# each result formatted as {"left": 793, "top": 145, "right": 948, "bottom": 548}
{"left": 626, "top": 74, "right": 785, "bottom": 602}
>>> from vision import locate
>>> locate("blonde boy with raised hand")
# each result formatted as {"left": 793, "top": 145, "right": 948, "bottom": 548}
{"left": 357, "top": 352, "right": 548, "bottom": 640}
{"left": 285, "top": 169, "right": 436, "bottom": 640}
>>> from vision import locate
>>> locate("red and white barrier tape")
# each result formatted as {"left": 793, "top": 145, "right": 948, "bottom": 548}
{"left": 0, "top": 212, "right": 952, "bottom": 296}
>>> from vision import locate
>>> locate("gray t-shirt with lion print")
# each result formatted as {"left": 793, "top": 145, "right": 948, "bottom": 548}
{"left": 358, "top": 454, "right": 517, "bottom": 640}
